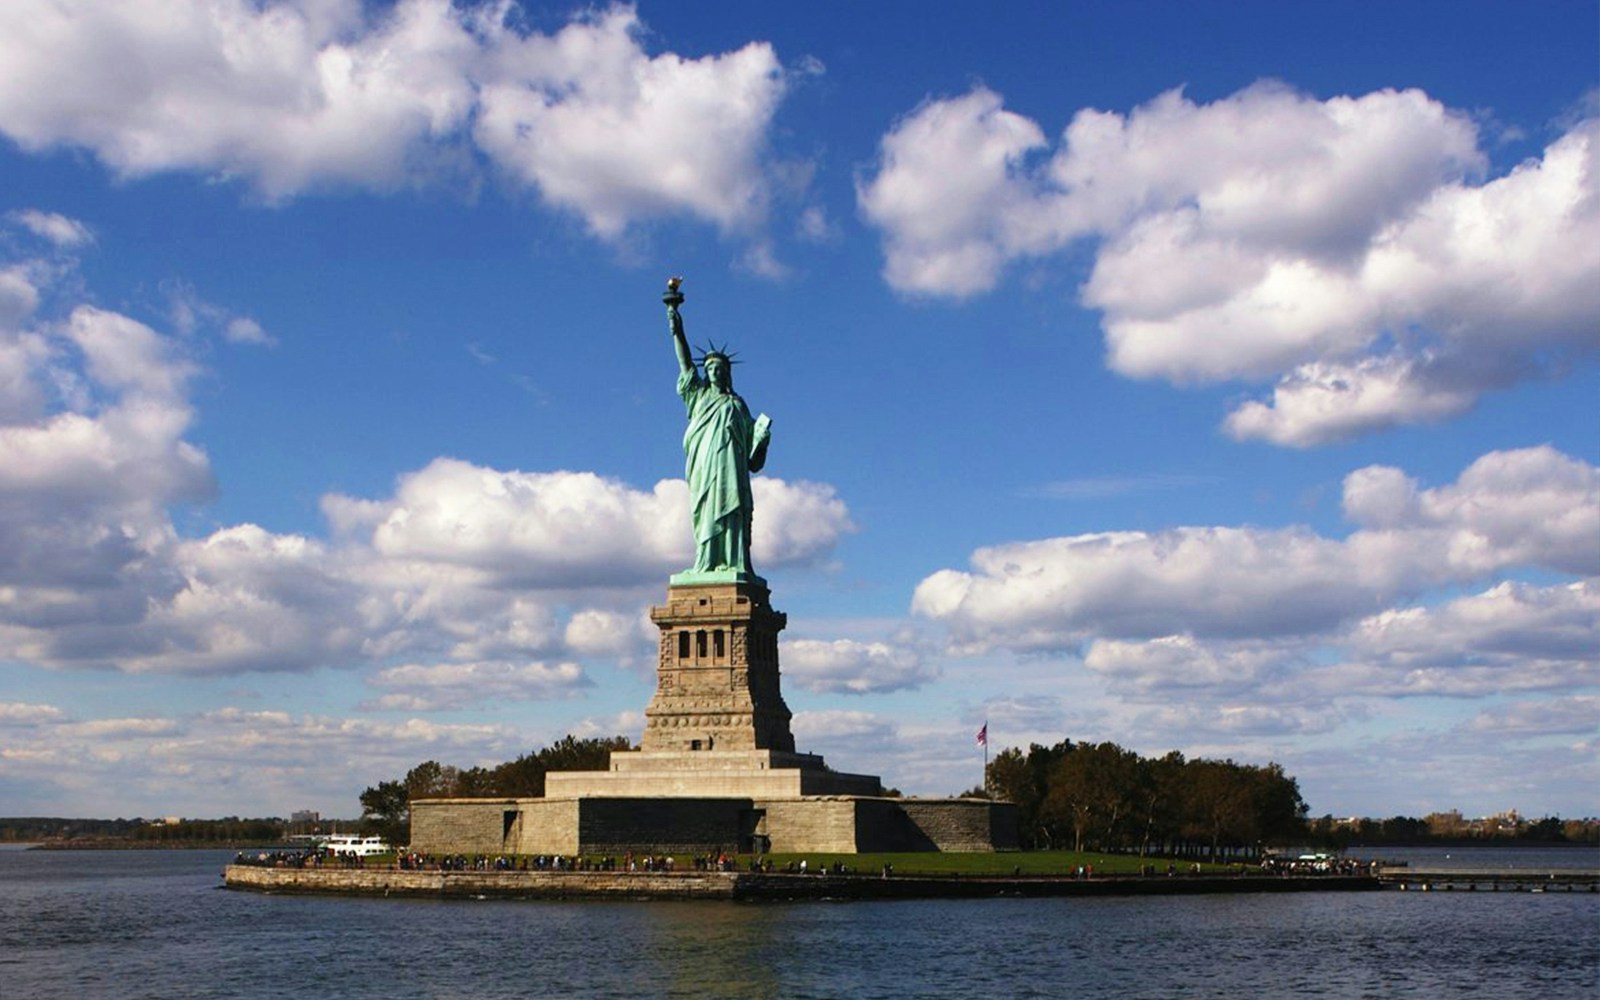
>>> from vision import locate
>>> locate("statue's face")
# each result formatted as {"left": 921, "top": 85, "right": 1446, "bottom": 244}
{"left": 705, "top": 356, "right": 730, "bottom": 390}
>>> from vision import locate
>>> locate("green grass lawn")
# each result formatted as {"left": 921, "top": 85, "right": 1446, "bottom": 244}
{"left": 745, "top": 851, "right": 1241, "bottom": 877}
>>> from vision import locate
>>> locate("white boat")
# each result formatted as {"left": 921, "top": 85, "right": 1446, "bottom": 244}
{"left": 319, "top": 834, "right": 390, "bottom": 857}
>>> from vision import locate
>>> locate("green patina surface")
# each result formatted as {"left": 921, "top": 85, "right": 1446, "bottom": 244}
{"left": 665, "top": 280, "right": 771, "bottom": 581}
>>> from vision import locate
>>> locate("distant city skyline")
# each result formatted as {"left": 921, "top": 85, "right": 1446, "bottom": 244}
{"left": 0, "top": 1, "right": 1595, "bottom": 821}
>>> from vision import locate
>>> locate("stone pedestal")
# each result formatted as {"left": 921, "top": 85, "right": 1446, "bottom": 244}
{"left": 641, "top": 580, "right": 794, "bottom": 753}
{"left": 406, "top": 578, "right": 1019, "bottom": 855}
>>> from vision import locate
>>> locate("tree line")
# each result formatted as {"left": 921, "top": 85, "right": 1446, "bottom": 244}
{"left": 358, "top": 734, "right": 632, "bottom": 846}
{"left": 982, "top": 741, "right": 1309, "bottom": 860}
{"left": 1307, "top": 814, "right": 1600, "bottom": 847}
{"left": 0, "top": 816, "right": 286, "bottom": 844}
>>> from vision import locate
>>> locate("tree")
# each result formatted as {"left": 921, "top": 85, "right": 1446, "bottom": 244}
{"left": 1181, "top": 759, "right": 1257, "bottom": 861}
{"left": 488, "top": 752, "right": 549, "bottom": 798}
{"left": 536, "top": 734, "right": 632, "bottom": 773}
{"left": 404, "top": 760, "right": 457, "bottom": 799}
{"left": 1251, "top": 763, "right": 1309, "bottom": 845}
{"left": 1043, "top": 742, "right": 1141, "bottom": 852}
{"left": 1137, "top": 751, "right": 1186, "bottom": 857}
{"left": 358, "top": 780, "right": 408, "bottom": 847}
{"left": 986, "top": 741, "right": 1073, "bottom": 849}
{"left": 355, "top": 736, "right": 637, "bottom": 840}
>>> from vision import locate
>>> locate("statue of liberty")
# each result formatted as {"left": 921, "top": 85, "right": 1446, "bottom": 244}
{"left": 663, "top": 278, "right": 771, "bottom": 582}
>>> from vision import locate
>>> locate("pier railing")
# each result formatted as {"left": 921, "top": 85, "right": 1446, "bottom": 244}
{"left": 1376, "top": 867, "right": 1599, "bottom": 892}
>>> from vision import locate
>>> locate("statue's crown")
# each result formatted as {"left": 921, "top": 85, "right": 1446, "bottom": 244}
{"left": 697, "top": 341, "right": 740, "bottom": 365}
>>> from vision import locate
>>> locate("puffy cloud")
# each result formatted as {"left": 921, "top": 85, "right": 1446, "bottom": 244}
{"left": 564, "top": 609, "right": 653, "bottom": 659}
{"left": 0, "top": 701, "right": 65, "bottom": 725}
{"left": 856, "top": 87, "right": 1047, "bottom": 296}
{"left": 473, "top": 5, "right": 786, "bottom": 236}
{"left": 1084, "top": 634, "right": 1295, "bottom": 695}
{"left": 791, "top": 709, "right": 902, "bottom": 762}
{"left": 782, "top": 638, "right": 934, "bottom": 694}
{"left": 0, "top": 229, "right": 854, "bottom": 677}
{"left": 0, "top": 0, "right": 476, "bottom": 199}
{"left": 56, "top": 717, "right": 180, "bottom": 738}
{"left": 1129, "top": 702, "right": 1346, "bottom": 739}
{"left": 162, "top": 279, "right": 274, "bottom": 346}
{"left": 0, "top": 703, "right": 528, "bottom": 815}
{"left": 8, "top": 209, "right": 94, "bottom": 248}
{"left": 914, "top": 445, "right": 1598, "bottom": 653}
{"left": 1465, "top": 696, "right": 1600, "bottom": 736}
{"left": 1034, "top": 578, "right": 1598, "bottom": 715}
{"left": 914, "top": 527, "right": 1368, "bottom": 650}
{"left": 860, "top": 82, "right": 1600, "bottom": 444}
{"left": 329, "top": 459, "right": 849, "bottom": 591}
{"left": 350, "top": 458, "right": 689, "bottom": 588}
{"left": 0, "top": 283, "right": 215, "bottom": 651}
{"left": 750, "top": 478, "right": 855, "bottom": 567}
{"left": 366, "top": 659, "right": 590, "bottom": 712}
{"left": 1307, "top": 580, "right": 1600, "bottom": 698}
{"left": 0, "top": 2, "right": 796, "bottom": 240}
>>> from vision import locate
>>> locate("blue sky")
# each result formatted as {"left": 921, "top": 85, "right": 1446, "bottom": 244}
{"left": 1, "top": 0, "right": 1595, "bottom": 822}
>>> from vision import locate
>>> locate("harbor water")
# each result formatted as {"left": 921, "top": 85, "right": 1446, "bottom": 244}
{"left": 1, "top": 845, "right": 1595, "bottom": 999}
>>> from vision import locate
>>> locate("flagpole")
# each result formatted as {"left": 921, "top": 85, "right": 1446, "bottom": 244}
{"left": 978, "top": 720, "right": 989, "bottom": 797}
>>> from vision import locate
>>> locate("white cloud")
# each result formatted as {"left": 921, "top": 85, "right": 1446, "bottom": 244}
{"left": 0, "top": 234, "right": 854, "bottom": 677}
{"left": 914, "top": 445, "right": 1598, "bottom": 653}
{"left": 0, "top": 294, "right": 214, "bottom": 652}
{"left": 1465, "top": 696, "right": 1600, "bottom": 736}
{"left": 1030, "top": 578, "right": 1599, "bottom": 716}
{"left": 750, "top": 478, "right": 855, "bottom": 568}
{"left": 860, "top": 82, "right": 1600, "bottom": 444}
{"left": 163, "top": 279, "right": 274, "bottom": 346}
{"left": 1034, "top": 473, "right": 1218, "bottom": 501}
{"left": 8, "top": 209, "right": 94, "bottom": 248}
{"left": 57, "top": 717, "right": 180, "bottom": 738}
{"left": 367, "top": 659, "right": 590, "bottom": 711}
{"left": 782, "top": 637, "right": 934, "bottom": 694}
{"left": 351, "top": 458, "right": 690, "bottom": 588}
{"left": 474, "top": 5, "right": 786, "bottom": 237}
{"left": 790, "top": 709, "right": 902, "bottom": 768}
{"left": 856, "top": 87, "right": 1047, "bottom": 296}
{"left": 564, "top": 609, "right": 653, "bottom": 659}
{"left": 0, "top": 2, "right": 798, "bottom": 242}
{"left": 330, "top": 459, "right": 849, "bottom": 592}
{"left": 1129, "top": 702, "right": 1346, "bottom": 739}
{"left": 1084, "top": 634, "right": 1294, "bottom": 695}
{"left": 1305, "top": 580, "right": 1600, "bottom": 698}
{"left": 0, "top": 703, "right": 530, "bottom": 815}
{"left": 0, "top": 701, "right": 65, "bottom": 725}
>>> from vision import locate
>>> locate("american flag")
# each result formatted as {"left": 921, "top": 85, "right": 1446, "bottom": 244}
{"left": 976, "top": 722, "right": 988, "bottom": 748}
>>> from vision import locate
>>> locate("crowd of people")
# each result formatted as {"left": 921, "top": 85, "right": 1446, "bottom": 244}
{"left": 389, "top": 851, "right": 773, "bottom": 873}
{"left": 1261, "top": 853, "right": 1379, "bottom": 876}
{"left": 231, "top": 849, "right": 374, "bottom": 869}
{"left": 232, "top": 848, "right": 1379, "bottom": 878}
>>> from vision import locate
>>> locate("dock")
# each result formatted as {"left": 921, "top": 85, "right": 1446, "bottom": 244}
{"left": 1377, "top": 867, "right": 1599, "bottom": 892}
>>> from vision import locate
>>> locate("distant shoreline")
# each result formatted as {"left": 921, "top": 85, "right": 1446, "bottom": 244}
{"left": 25, "top": 839, "right": 285, "bottom": 851}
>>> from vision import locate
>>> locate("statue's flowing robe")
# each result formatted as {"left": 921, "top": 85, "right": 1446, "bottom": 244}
{"left": 678, "top": 368, "right": 766, "bottom": 573}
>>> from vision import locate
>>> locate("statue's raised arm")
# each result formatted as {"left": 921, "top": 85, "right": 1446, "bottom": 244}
{"left": 662, "top": 277, "right": 771, "bottom": 584}
{"left": 664, "top": 277, "right": 693, "bottom": 376}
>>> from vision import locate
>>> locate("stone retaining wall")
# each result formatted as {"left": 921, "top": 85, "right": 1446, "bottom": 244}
{"left": 223, "top": 866, "right": 1381, "bottom": 900}
{"left": 898, "top": 799, "right": 1021, "bottom": 852}
{"left": 223, "top": 865, "right": 735, "bottom": 899}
